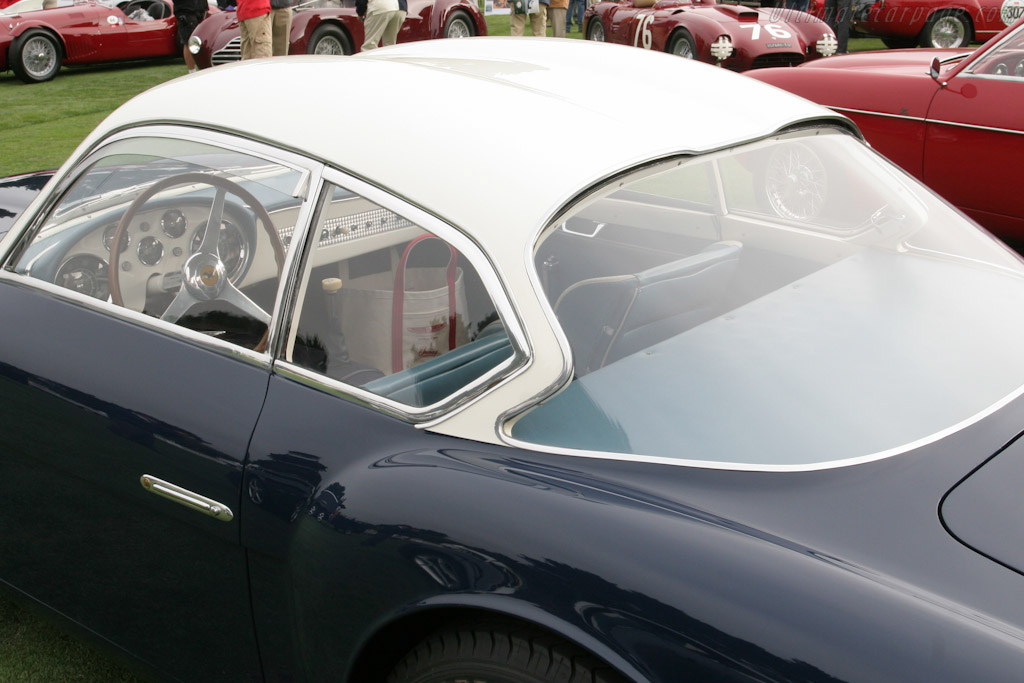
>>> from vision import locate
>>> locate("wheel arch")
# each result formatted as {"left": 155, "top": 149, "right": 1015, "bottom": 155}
{"left": 345, "top": 601, "right": 649, "bottom": 683}
{"left": 664, "top": 25, "right": 697, "bottom": 55}
{"left": 304, "top": 18, "right": 355, "bottom": 53}
{"left": 440, "top": 7, "right": 478, "bottom": 37}
{"left": 10, "top": 23, "right": 67, "bottom": 59}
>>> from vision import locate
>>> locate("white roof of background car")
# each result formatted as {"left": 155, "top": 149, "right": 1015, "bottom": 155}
{"left": 80, "top": 37, "right": 849, "bottom": 443}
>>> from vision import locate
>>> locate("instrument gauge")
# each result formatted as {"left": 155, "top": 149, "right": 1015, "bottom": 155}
{"left": 191, "top": 220, "right": 247, "bottom": 281}
{"left": 102, "top": 225, "right": 130, "bottom": 253}
{"left": 54, "top": 255, "right": 110, "bottom": 301}
{"left": 137, "top": 236, "right": 164, "bottom": 267}
{"left": 162, "top": 209, "right": 188, "bottom": 238}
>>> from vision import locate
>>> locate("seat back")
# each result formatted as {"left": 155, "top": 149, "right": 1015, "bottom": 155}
{"left": 555, "top": 241, "right": 742, "bottom": 375}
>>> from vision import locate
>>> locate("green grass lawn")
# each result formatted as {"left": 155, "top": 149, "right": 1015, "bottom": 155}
{"left": 0, "top": 15, "right": 882, "bottom": 682}
{"left": 0, "top": 27, "right": 885, "bottom": 177}
{"left": 0, "top": 593, "right": 146, "bottom": 682}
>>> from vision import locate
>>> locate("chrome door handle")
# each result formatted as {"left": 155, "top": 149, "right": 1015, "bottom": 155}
{"left": 140, "top": 474, "right": 234, "bottom": 522}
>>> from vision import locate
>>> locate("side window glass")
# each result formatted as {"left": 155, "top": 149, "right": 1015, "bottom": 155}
{"left": 11, "top": 137, "right": 304, "bottom": 350}
{"left": 286, "top": 183, "right": 513, "bottom": 409}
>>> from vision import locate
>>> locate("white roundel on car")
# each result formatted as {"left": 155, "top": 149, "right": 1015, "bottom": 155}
{"left": 1001, "top": 0, "right": 1024, "bottom": 25}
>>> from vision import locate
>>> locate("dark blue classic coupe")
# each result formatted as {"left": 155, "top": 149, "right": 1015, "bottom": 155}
{"left": 4, "top": 38, "right": 1024, "bottom": 682}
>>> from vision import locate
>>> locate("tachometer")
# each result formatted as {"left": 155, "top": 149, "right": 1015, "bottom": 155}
{"left": 54, "top": 255, "right": 110, "bottom": 300}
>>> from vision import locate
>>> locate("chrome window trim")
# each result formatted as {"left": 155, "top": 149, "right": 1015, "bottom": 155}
{"left": 0, "top": 270, "right": 272, "bottom": 369}
{"left": 272, "top": 166, "right": 532, "bottom": 424}
{"left": 497, "top": 371, "right": 1024, "bottom": 472}
{"left": 492, "top": 127, "right": 1024, "bottom": 473}
{"left": 830, "top": 106, "right": 926, "bottom": 124}
{"left": 831, "top": 106, "right": 1024, "bottom": 138}
{"left": 0, "top": 124, "right": 325, "bottom": 365}
{"left": 275, "top": 350, "right": 525, "bottom": 425}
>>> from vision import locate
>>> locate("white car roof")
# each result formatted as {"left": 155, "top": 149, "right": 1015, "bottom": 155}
{"left": 92, "top": 38, "right": 845, "bottom": 251}
{"left": 81, "top": 38, "right": 850, "bottom": 445}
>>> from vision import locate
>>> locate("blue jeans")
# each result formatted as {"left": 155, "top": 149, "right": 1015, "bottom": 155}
{"left": 567, "top": 0, "right": 585, "bottom": 30}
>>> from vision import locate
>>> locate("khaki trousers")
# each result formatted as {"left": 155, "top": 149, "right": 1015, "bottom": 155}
{"left": 240, "top": 13, "right": 272, "bottom": 59}
{"left": 509, "top": 5, "right": 548, "bottom": 36}
{"left": 271, "top": 8, "right": 292, "bottom": 56}
{"left": 362, "top": 10, "right": 407, "bottom": 50}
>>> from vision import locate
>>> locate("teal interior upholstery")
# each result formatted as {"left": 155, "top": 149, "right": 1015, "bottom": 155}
{"left": 364, "top": 328, "right": 513, "bottom": 407}
{"left": 554, "top": 241, "right": 742, "bottom": 375}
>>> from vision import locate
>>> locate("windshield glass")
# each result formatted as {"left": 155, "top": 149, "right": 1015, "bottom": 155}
{"left": 968, "top": 22, "right": 1024, "bottom": 77}
{"left": 512, "top": 128, "right": 1024, "bottom": 469}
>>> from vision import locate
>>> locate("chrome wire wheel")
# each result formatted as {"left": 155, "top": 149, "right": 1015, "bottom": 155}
{"left": 924, "top": 11, "right": 969, "bottom": 48}
{"left": 445, "top": 14, "right": 473, "bottom": 38}
{"left": 24, "top": 36, "right": 57, "bottom": 79}
{"left": 765, "top": 143, "right": 828, "bottom": 221}
{"left": 314, "top": 36, "right": 345, "bottom": 54}
{"left": 669, "top": 31, "right": 696, "bottom": 58}
{"left": 587, "top": 18, "right": 605, "bottom": 42}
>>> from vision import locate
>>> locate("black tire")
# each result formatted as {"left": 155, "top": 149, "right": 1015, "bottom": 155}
{"left": 667, "top": 29, "right": 696, "bottom": 59}
{"left": 881, "top": 36, "right": 917, "bottom": 49}
{"left": 387, "top": 622, "right": 627, "bottom": 683}
{"left": 443, "top": 10, "right": 475, "bottom": 38}
{"left": 307, "top": 23, "right": 353, "bottom": 55}
{"left": 920, "top": 9, "right": 971, "bottom": 48}
{"left": 10, "top": 29, "right": 62, "bottom": 84}
{"left": 585, "top": 17, "right": 605, "bottom": 42}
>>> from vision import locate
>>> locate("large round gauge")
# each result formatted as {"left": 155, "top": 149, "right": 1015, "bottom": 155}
{"left": 191, "top": 220, "right": 248, "bottom": 281}
{"left": 137, "top": 236, "right": 164, "bottom": 267}
{"left": 54, "top": 255, "right": 110, "bottom": 300}
{"left": 161, "top": 209, "right": 188, "bottom": 238}
{"left": 102, "top": 225, "right": 130, "bottom": 253}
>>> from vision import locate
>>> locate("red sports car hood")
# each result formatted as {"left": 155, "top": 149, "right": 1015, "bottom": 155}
{"left": 792, "top": 47, "right": 967, "bottom": 73}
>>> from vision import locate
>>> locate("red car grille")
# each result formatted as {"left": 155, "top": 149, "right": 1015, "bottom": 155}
{"left": 749, "top": 53, "right": 804, "bottom": 69}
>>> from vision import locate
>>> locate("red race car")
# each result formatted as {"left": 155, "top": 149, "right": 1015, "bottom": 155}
{"left": 749, "top": 17, "right": 1024, "bottom": 243}
{"left": 0, "top": 0, "right": 218, "bottom": 83}
{"left": 188, "top": 0, "right": 485, "bottom": 69}
{"left": 583, "top": 0, "right": 839, "bottom": 70}
{"left": 853, "top": 0, "right": 1024, "bottom": 47}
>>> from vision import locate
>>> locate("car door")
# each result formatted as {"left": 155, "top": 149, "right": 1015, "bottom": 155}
{"left": 241, "top": 170, "right": 526, "bottom": 679}
{"left": 51, "top": 3, "right": 127, "bottom": 62}
{"left": 923, "top": 33, "right": 1024, "bottom": 237}
{"left": 0, "top": 128, "right": 316, "bottom": 680}
{"left": 120, "top": 7, "right": 177, "bottom": 59}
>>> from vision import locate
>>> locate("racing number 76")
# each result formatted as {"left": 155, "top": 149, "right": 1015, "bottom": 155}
{"left": 739, "top": 23, "right": 793, "bottom": 40}
{"left": 633, "top": 13, "right": 654, "bottom": 49}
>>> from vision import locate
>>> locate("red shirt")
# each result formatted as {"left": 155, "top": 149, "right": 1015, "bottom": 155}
{"left": 236, "top": 0, "right": 271, "bottom": 22}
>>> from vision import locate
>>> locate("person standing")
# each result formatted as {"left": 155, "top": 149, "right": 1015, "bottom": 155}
{"left": 548, "top": 0, "right": 568, "bottom": 37}
{"left": 824, "top": 0, "right": 851, "bottom": 53}
{"left": 270, "top": 0, "right": 295, "bottom": 56}
{"left": 566, "top": 0, "right": 585, "bottom": 33}
{"left": 237, "top": 0, "right": 272, "bottom": 60}
{"left": 510, "top": 0, "right": 547, "bottom": 36}
{"left": 174, "top": 0, "right": 208, "bottom": 73}
{"left": 357, "top": 0, "right": 407, "bottom": 51}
